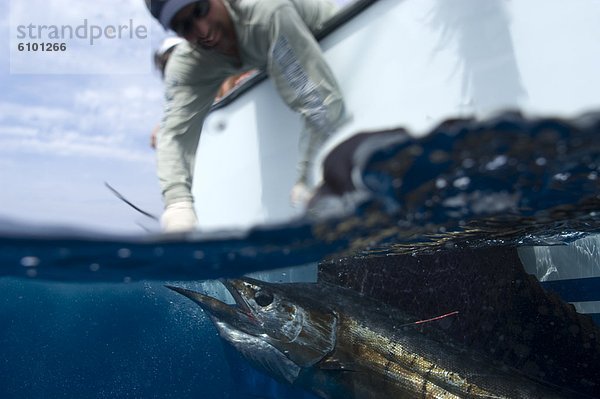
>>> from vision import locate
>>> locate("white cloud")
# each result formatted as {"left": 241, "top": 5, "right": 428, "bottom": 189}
{"left": 0, "top": 102, "right": 72, "bottom": 123}
{"left": 0, "top": 135, "right": 151, "bottom": 162}
{"left": 0, "top": 125, "right": 39, "bottom": 137}
{"left": 0, "top": 73, "right": 164, "bottom": 162}
{"left": 0, "top": 98, "right": 157, "bottom": 162}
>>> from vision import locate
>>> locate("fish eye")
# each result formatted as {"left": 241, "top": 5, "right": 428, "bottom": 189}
{"left": 254, "top": 290, "right": 274, "bottom": 307}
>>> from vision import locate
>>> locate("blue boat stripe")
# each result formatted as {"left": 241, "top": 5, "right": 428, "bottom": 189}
{"left": 540, "top": 277, "right": 600, "bottom": 303}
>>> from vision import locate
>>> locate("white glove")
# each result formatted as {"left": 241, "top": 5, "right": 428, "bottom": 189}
{"left": 160, "top": 201, "right": 198, "bottom": 233}
{"left": 290, "top": 181, "right": 313, "bottom": 209}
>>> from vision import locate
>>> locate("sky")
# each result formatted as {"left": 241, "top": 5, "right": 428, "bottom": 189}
{"left": 1, "top": 0, "right": 171, "bottom": 234}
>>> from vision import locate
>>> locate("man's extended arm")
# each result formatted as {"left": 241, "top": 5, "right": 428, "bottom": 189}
{"left": 266, "top": 2, "right": 346, "bottom": 186}
{"left": 156, "top": 44, "right": 224, "bottom": 230}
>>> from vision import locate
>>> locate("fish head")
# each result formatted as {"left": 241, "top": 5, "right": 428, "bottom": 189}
{"left": 166, "top": 278, "right": 338, "bottom": 384}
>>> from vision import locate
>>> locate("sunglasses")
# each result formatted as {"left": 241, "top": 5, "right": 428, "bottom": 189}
{"left": 171, "top": 1, "right": 210, "bottom": 37}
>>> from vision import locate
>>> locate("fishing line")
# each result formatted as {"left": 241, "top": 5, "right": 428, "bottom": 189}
{"left": 400, "top": 310, "right": 459, "bottom": 328}
{"left": 104, "top": 181, "right": 159, "bottom": 221}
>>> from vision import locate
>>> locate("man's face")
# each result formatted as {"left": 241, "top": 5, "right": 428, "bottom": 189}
{"left": 170, "top": 0, "right": 235, "bottom": 53}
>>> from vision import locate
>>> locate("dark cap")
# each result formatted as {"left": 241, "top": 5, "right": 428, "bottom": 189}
{"left": 145, "top": 0, "right": 198, "bottom": 30}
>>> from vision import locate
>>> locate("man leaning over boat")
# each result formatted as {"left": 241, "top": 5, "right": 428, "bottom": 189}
{"left": 145, "top": 0, "right": 348, "bottom": 232}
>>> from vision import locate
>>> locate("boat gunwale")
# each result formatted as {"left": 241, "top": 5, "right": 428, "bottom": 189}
{"left": 209, "top": 0, "right": 378, "bottom": 111}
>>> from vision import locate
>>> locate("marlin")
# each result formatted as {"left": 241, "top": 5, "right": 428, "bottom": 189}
{"left": 167, "top": 278, "right": 585, "bottom": 398}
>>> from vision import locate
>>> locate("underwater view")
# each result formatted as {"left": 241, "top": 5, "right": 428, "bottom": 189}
{"left": 2, "top": 112, "right": 600, "bottom": 398}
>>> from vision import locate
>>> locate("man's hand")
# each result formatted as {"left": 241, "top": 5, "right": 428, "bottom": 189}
{"left": 161, "top": 201, "right": 198, "bottom": 232}
{"left": 290, "top": 181, "right": 313, "bottom": 209}
{"left": 150, "top": 123, "right": 160, "bottom": 149}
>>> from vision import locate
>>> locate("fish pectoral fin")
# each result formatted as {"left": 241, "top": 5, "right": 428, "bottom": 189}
{"left": 234, "top": 336, "right": 302, "bottom": 384}
{"left": 317, "top": 358, "right": 358, "bottom": 372}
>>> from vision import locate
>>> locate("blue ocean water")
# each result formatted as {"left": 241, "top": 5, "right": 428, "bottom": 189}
{"left": 1, "top": 112, "right": 600, "bottom": 398}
